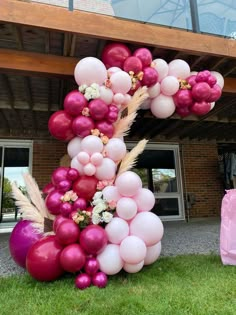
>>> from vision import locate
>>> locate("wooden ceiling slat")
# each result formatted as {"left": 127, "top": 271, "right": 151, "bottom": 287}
{"left": 23, "top": 77, "right": 37, "bottom": 134}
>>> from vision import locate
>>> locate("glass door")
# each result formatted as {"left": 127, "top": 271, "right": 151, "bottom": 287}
{"left": 0, "top": 141, "right": 32, "bottom": 224}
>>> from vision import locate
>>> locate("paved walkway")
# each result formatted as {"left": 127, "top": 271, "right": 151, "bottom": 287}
{"left": 0, "top": 217, "right": 221, "bottom": 277}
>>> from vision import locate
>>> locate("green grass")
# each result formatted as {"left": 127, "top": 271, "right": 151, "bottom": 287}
{"left": 0, "top": 255, "right": 236, "bottom": 315}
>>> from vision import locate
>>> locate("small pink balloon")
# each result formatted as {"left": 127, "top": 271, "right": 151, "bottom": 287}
{"left": 106, "top": 110, "right": 118, "bottom": 124}
{"left": 207, "top": 75, "right": 217, "bottom": 87}
{"left": 56, "top": 219, "right": 80, "bottom": 246}
{"left": 72, "top": 116, "right": 95, "bottom": 138}
{"left": 42, "top": 182, "right": 55, "bottom": 195}
{"left": 96, "top": 121, "right": 114, "bottom": 138}
{"left": 207, "top": 84, "right": 222, "bottom": 102}
{"left": 123, "top": 260, "right": 144, "bottom": 273}
{"left": 77, "top": 151, "right": 90, "bottom": 165}
{"left": 67, "top": 136, "right": 82, "bottom": 159}
{"left": 168, "top": 59, "right": 190, "bottom": 79}
{"left": 142, "top": 67, "right": 158, "bottom": 87}
{"left": 80, "top": 225, "right": 108, "bottom": 255}
{"left": 133, "top": 48, "right": 152, "bottom": 67}
{"left": 45, "top": 190, "right": 64, "bottom": 215}
{"left": 161, "top": 76, "right": 179, "bottom": 96}
{"left": 120, "top": 236, "right": 147, "bottom": 264}
{"left": 113, "top": 93, "right": 125, "bottom": 105}
{"left": 116, "top": 197, "right": 137, "bottom": 220}
{"left": 99, "top": 86, "right": 114, "bottom": 104}
{"left": 105, "top": 138, "right": 127, "bottom": 162}
{"left": 187, "top": 75, "right": 197, "bottom": 88}
{"left": 64, "top": 90, "right": 88, "bottom": 116}
{"left": 67, "top": 168, "right": 79, "bottom": 181}
{"left": 81, "top": 135, "right": 104, "bottom": 154}
{"left": 110, "top": 71, "right": 132, "bottom": 94}
{"left": 92, "top": 272, "right": 108, "bottom": 288}
{"left": 73, "top": 198, "right": 87, "bottom": 211}
{"left": 107, "top": 67, "right": 122, "bottom": 76}
{"left": 84, "top": 163, "right": 96, "bottom": 176}
{"left": 53, "top": 215, "right": 68, "bottom": 233}
{"left": 51, "top": 167, "right": 69, "bottom": 186}
{"left": 60, "top": 202, "right": 73, "bottom": 217}
{"left": 148, "top": 82, "right": 161, "bottom": 99}
{"left": 88, "top": 99, "right": 109, "bottom": 120}
{"left": 123, "top": 93, "right": 131, "bottom": 105}
{"left": 123, "top": 56, "right": 143, "bottom": 74}
{"left": 150, "top": 94, "right": 176, "bottom": 119}
{"left": 57, "top": 179, "right": 72, "bottom": 193}
{"left": 115, "top": 171, "right": 142, "bottom": 197}
{"left": 75, "top": 273, "right": 91, "bottom": 290}
{"left": 152, "top": 58, "right": 168, "bottom": 82}
{"left": 84, "top": 257, "right": 100, "bottom": 276}
{"left": 90, "top": 152, "right": 103, "bottom": 166}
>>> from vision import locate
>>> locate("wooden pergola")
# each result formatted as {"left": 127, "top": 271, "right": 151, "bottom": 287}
{"left": 1, "top": 0, "right": 236, "bottom": 141}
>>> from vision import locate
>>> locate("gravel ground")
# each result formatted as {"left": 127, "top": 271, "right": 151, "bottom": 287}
{"left": 0, "top": 217, "right": 220, "bottom": 277}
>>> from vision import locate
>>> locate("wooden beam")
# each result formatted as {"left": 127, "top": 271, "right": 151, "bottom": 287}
{"left": 1, "top": 0, "right": 236, "bottom": 58}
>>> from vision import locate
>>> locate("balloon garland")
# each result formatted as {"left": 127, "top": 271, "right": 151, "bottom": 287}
{"left": 9, "top": 42, "right": 224, "bottom": 289}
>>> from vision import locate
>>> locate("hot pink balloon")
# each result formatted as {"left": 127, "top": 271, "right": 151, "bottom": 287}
{"left": 161, "top": 76, "right": 179, "bottom": 96}
{"left": 51, "top": 167, "right": 69, "bottom": 186}
{"left": 168, "top": 59, "right": 190, "bottom": 79}
{"left": 60, "top": 244, "right": 86, "bottom": 273}
{"left": 141, "top": 67, "right": 158, "bottom": 87}
{"left": 106, "top": 109, "right": 119, "bottom": 123}
{"left": 80, "top": 225, "right": 108, "bottom": 255}
{"left": 48, "top": 111, "right": 74, "bottom": 141}
{"left": 207, "top": 75, "right": 217, "bottom": 87}
{"left": 120, "top": 236, "right": 147, "bottom": 264}
{"left": 116, "top": 197, "right": 137, "bottom": 220}
{"left": 84, "top": 257, "right": 100, "bottom": 276}
{"left": 81, "top": 135, "right": 103, "bottom": 154}
{"left": 195, "top": 70, "right": 211, "bottom": 83}
{"left": 102, "top": 186, "right": 121, "bottom": 202}
{"left": 148, "top": 82, "right": 161, "bottom": 99}
{"left": 110, "top": 71, "right": 132, "bottom": 94}
{"left": 134, "top": 188, "right": 155, "bottom": 211}
{"left": 102, "top": 42, "right": 131, "bottom": 69}
{"left": 115, "top": 171, "right": 142, "bottom": 197}
{"left": 133, "top": 48, "right": 152, "bottom": 68}
{"left": 97, "top": 244, "right": 123, "bottom": 275}
{"left": 45, "top": 190, "right": 64, "bottom": 215}
{"left": 190, "top": 101, "right": 211, "bottom": 116}
{"left": 175, "top": 106, "right": 191, "bottom": 117}
{"left": 187, "top": 75, "right": 197, "bottom": 87}
{"left": 42, "top": 182, "right": 55, "bottom": 195}
{"left": 207, "top": 84, "right": 222, "bottom": 102}
{"left": 99, "top": 86, "right": 114, "bottom": 104}
{"left": 95, "top": 158, "right": 117, "bottom": 180}
{"left": 53, "top": 214, "right": 68, "bottom": 233}
{"left": 144, "top": 241, "right": 162, "bottom": 265}
{"left": 105, "top": 138, "right": 127, "bottom": 162}
{"left": 174, "top": 89, "right": 193, "bottom": 108}
{"left": 64, "top": 90, "right": 88, "bottom": 116}
{"left": 152, "top": 58, "right": 169, "bottom": 82}
{"left": 150, "top": 94, "right": 176, "bottom": 119}
{"left": 123, "top": 56, "right": 143, "bottom": 74}
{"left": 95, "top": 120, "right": 114, "bottom": 138}
{"left": 88, "top": 99, "right": 109, "bottom": 121}
{"left": 74, "top": 57, "right": 107, "bottom": 86}
{"left": 92, "top": 272, "right": 108, "bottom": 288}
{"left": 105, "top": 217, "right": 129, "bottom": 244}
{"left": 75, "top": 273, "right": 91, "bottom": 290}
{"left": 67, "top": 136, "right": 82, "bottom": 159}
{"left": 60, "top": 202, "right": 73, "bottom": 217}
{"left": 56, "top": 219, "right": 80, "bottom": 246}
{"left": 73, "top": 197, "right": 87, "bottom": 211}
{"left": 72, "top": 116, "right": 95, "bottom": 138}
{"left": 192, "top": 82, "right": 211, "bottom": 101}
{"left": 57, "top": 179, "right": 72, "bottom": 193}
{"left": 123, "top": 260, "right": 144, "bottom": 273}
{"left": 67, "top": 168, "right": 79, "bottom": 181}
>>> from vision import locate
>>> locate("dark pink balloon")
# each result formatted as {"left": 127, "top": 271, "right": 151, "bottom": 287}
{"left": 105, "top": 110, "right": 118, "bottom": 123}
{"left": 80, "top": 225, "right": 108, "bottom": 255}
{"left": 26, "top": 235, "right": 64, "bottom": 282}
{"left": 195, "top": 70, "right": 211, "bottom": 82}
{"left": 175, "top": 106, "right": 191, "bottom": 117}
{"left": 102, "top": 42, "right": 131, "bottom": 69}
{"left": 48, "top": 110, "right": 74, "bottom": 141}
{"left": 190, "top": 101, "right": 211, "bottom": 116}
{"left": 73, "top": 176, "right": 98, "bottom": 201}
{"left": 141, "top": 67, "right": 158, "bottom": 87}
{"left": 42, "top": 182, "right": 55, "bottom": 195}
{"left": 207, "top": 84, "right": 222, "bottom": 102}
{"left": 60, "top": 202, "right": 73, "bottom": 217}
{"left": 192, "top": 82, "right": 211, "bottom": 101}
{"left": 64, "top": 90, "right": 88, "bottom": 116}
{"left": 53, "top": 214, "right": 68, "bottom": 233}
{"left": 75, "top": 273, "right": 91, "bottom": 290}
{"left": 88, "top": 99, "right": 109, "bottom": 120}
{"left": 92, "top": 272, "right": 108, "bottom": 288}
{"left": 95, "top": 120, "right": 114, "bottom": 138}
{"left": 72, "top": 116, "right": 95, "bottom": 138}
{"left": 186, "top": 75, "right": 197, "bottom": 87}
{"left": 84, "top": 257, "right": 99, "bottom": 276}
{"left": 109, "top": 104, "right": 119, "bottom": 113}
{"left": 56, "top": 219, "right": 80, "bottom": 246}
{"left": 174, "top": 89, "right": 193, "bottom": 108}
{"left": 73, "top": 197, "right": 87, "bottom": 211}
{"left": 9, "top": 220, "right": 43, "bottom": 268}
{"left": 133, "top": 48, "right": 153, "bottom": 68}
{"left": 123, "top": 56, "right": 143, "bottom": 74}
{"left": 67, "top": 168, "right": 79, "bottom": 181}
{"left": 51, "top": 167, "right": 69, "bottom": 186}
{"left": 207, "top": 75, "right": 217, "bottom": 87}
{"left": 57, "top": 179, "right": 72, "bottom": 193}
{"left": 60, "top": 244, "right": 86, "bottom": 273}
{"left": 45, "top": 190, "right": 64, "bottom": 215}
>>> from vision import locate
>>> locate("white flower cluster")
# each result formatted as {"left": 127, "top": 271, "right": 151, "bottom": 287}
{"left": 91, "top": 192, "right": 113, "bottom": 225}
{"left": 79, "top": 83, "right": 100, "bottom": 100}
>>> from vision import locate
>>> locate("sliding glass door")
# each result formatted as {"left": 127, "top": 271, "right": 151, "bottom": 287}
{"left": 0, "top": 141, "right": 32, "bottom": 224}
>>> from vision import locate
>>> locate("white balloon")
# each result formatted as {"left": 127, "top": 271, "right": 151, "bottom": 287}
{"left": 105, "top": 138, "right": 127, "bottom": 162}
{"left": 210, "top": 102, "right": 215, "bottom": 110}
{"left": 123, "top": 260, "right": 144, "bottom": 273}
{"left": 115, "top": 171, "right": 142, "bottom": 197}
{"left": 168, "top": 59, "right": 190, "bottom": 79}
{"left": 95, "top": 158, "right": 117, "bottom": 180}
{"left": 97, "top": 244, "right": 123, "bottom": 275}
{"left": 116, "top": 197, "right": 137, "bottom": 220}
{"left": 67, "top": 137, "right": 82, "bottom": 158}
{"left": 120, "top": 235, "right": 147, "bottom": 264}
{"left": 161, "top": 76, "right": 179, "bottom": 96}
{"left": 210, "top": 71, "right": 224, "bottom": 89}
{"left": 150, "top": 94, "right": 176, "bottom": 119}
{"left": 148, "top": 82, "right": 161, "bottom": 99}
{"left": 99, "top": 86, "right": 114, "bottom": 104}
{"left": 81, "top": 135, "right": 103, "bottom": 155}
{"left": 130, "top": 212, "right": 164, "bottom": 246}
{"left": 144, "top": 242, "right": 162, "bottom": 265}
{"left": 105, "top": 217, "right": 129, "bottom": 244}
{"left": 70, "top": 156, "right": 84, "bottom": 175}
{"left": 110, "top": 71, "right": 132, "bottom": 94}
{"left": 152, "top": 58, "right": 169, "bottom": 82}
{"left": 134, "top": 188, "right": 155, "bottom": 212}
{"left": 102, "top": 186, "right": 121, "bottom": 202}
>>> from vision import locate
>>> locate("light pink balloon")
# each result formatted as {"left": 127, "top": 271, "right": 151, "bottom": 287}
{"left": 74, "top": 57, "right": 107, "bottom": 86}
{"left": 134, "top": 188, "right": 155, "bottom": 212}
{"left": 81, "top": 135, "right": 103, "bottom": 155}
{"left": 95, "top": 158, "right": 117, "bottom": 180}
{"left": 120, "top": 236, "right": 147, "bottom": 264}
{"left": 110, "top": 71, "right": 132, "bottom": 94}
{"left": 71, "top": 156, "right": 85, "bottom": 175}
{"left": 90, "top": 152, "right": 103, "bottom": 166}
{"left": 168, "top": 59, "right": 190, "bottom": 79}
{"left": 84, "top": 163, "right": 96, "bottom": 176}
{"left": 148, "top": 82, "right": 161, "bottom": 99}
{"left": 210, "top": 102, "right": 215, "bottom": 110}
{"left": 77, "top": 152, "right": 90, "bottom": 165}
{"left": 123, "top": 260, "right": 144, "bottom": 273}
{"left": 67, "top": 137, "right": 82, "bottom": 158}
{"left": 210, "top": 71, "right": 224, "bottom": 89}
{"left": 161, "top": 76, "right": 179, "bottom": 96}
{"left": 107, "top": 67, "right": 122, "bottom": 77}
{"left": 115, "top": 171, "right": 142, "bottom": 197}
{"left": 113, "top": 93, "right": 125, "bottom": 105}
{"left": 105, "top": 217, "right": 129, "bottom": 244}
{"left": 105, "top": 138, "right": 127, "bottom": 162}
{"left": 152, "top": 58, "right": 169, "bottom": 82}
{"left": 123, "top": 94, "right": 131, "bottom": 105}
{"left": 116, "top": 197, "right": 137, "bottom": 220}
{"left": 140, "top": 98, "right": 152, "bottom": 110}
{"left": 99, "top": 86, "right": 114, "bottom": 104}
{"left": 102, "top": 186, "right": 121, "bottom": 202}
{"left": 150, "top": 94, "right": 176, "bottom": 119}
{"left": 130, "top": 212, "right": 164, "bottom": 246}
{"left": 97, "top": 244, "right": 123, "bottom": 275}
{"left": 144, "top": 241, "right": 162, "bottom": 265}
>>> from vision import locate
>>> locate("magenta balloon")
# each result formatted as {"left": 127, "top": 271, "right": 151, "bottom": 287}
{"left": 174, "top": 89, "right": 193, "bottom": 108}
{"left": 186, "top": 75, "right": 197, "bottom": 87}
{"left": 141, "top": 67, "right": 158, "bottom": 87}
{"left": 63, "top": 90, "right": 88, "bottom": 116}
{"left": 109, "top": 104, "right": 119, "bottom": 113}
{"left": 123, "top": 56, "right": 143, "bottom": 74}
{"left": 195, "top": 70, "right": 211, "bottom": 83}
{"left": 73, "top": 198, "right": 87, "bottom": 211}
{"left": 53, "top": 215, "right": 68, "bottom": 233}
{"left": 57, "top": 179, "right": 72, "bottom": 193}
{"left": 207, "top": 84, "right": 222, "bottom": 102}
{"left": 84, "top": 257, "right": 100, "bottom": 276}
{"left": 88, "top": 99, "right": 109, "bottom": 120}
{"left": 92, "top": 272, "right": 108, "bottom": 288}
{"left": 175, "top": 106, "right": 191, "bottom": 117}
{"left": 207, "top": 75, "right": 217, "bottom": 87}
{"left": 26, "top": 235, "right": 64, "bottom": 282}
{"left": 72, "top": 116, "right": 95, "bottom": 138}
{"left": 9, "top": 220, "right": 43, "bottom": 268}
{"left": 51, "top": 167, "right": 69, "bottom": 186}
{"left": 106, "top": 110, "right": 118, "bottom": 123}
{"left": 80, "top": 225, "right": 108, "bottom": 255}
{"left": 75, "top": 273, "right": 91, "bottom": 290}
{"left": 60, "top": 202, "right": 73, "bottom": 217}
{"left": 190, "top": 101, "right": 211, "bottom": 116}
{"left": 95, "top": 120, "right": 114, "bottom": 138}
{"left": 48, "top": 110, "right": 75, "bottom": 141}
{"left": 60, "top": 244, "right": 86, "bottom": 273}
{"left": 133, "top": 48, "right": 153, "bottom": 68}
{"left": 192, "top": 82, "right": 211, "bottom": 101}
{"left": 67, "top": 168, "right": 79, "bottom": 181}
{"left": 42, "top": 182, "right": 55, "bottom": 195}
{"left": 45, "top": 190, "right": 64, "bottom": 215}
{"left": 101, "top": 42, "right": 131, "bottom": 69}
{"left": 56, "top": 219, "right": 80, "bottom": 245}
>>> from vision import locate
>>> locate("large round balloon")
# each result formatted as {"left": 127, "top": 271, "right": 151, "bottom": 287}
{"left": 73, "top": 175, "right": 98, "bottom": 201}
{"left": 115, "top": 171, "right": 142, "bottom": 197}
{"left": 150, "top": 94, "right": 176, "bottom": 119}
{"left": 60, "top": 244, "right": 86, "bottom": 273}
{"left": 120, "top": 235, "right": 147, "bottom": 264}
{"left": 80, "top": 225, "right": 108, "bottom": 255}
{"left": 64, "top": 90, "right": 88, "bottom": 117}
{"left": 105, "top": 217, "right": 129, "bottom": 244}
{"left": 48, "top": 111, "right": 74, "bottom": 141}
{"left": 97, "top": 244, "right": 123, "bottom": 275}
{"left": 102, "top": 42, "right": 131, "bottom": 69}
{"left": 26, "top": 235, "right": 64, "bottom": 281}
{"left": 9, "top": 220, "right": 43, "bottom": 268}
{"left": 55, "top": 219, "right": 80, "bottom": 246}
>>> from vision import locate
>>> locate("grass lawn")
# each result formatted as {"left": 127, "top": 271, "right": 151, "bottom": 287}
{"left": 0, "top": 255, "right": 235, "bottom": 315}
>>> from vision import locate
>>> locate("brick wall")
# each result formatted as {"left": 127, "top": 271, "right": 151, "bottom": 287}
{"left": 181, "top": 142, "right": 224, "bottom": 217}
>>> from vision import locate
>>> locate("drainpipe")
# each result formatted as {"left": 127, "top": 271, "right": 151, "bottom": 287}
{"left": 189, "top": 0, "right": 200, "bottom": 33}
